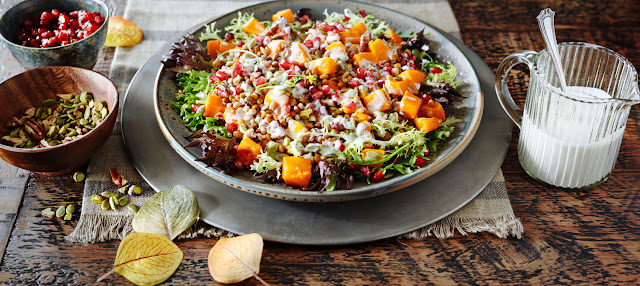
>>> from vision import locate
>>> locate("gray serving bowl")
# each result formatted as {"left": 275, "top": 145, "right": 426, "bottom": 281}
{"left": 154, "top": 0, "right": 484, "bottom": 202}
{"left": 0, "top": 0, "right": 109, "bottom": 69}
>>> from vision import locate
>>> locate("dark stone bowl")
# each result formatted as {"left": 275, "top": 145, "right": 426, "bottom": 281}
{"left": 0, "top": 0, "right": 109, "bottom": 70}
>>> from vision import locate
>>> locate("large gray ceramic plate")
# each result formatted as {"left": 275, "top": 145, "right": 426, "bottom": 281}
{"left": 153, "top": 0, "right": 484, "bottom": 202}
{"left": 121, "top": 5, "right": 510, "bottom": 245}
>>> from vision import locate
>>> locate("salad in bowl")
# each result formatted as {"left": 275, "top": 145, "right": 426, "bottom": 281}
{"left": 161, "top": 8, "right": 469, "bottom": 193}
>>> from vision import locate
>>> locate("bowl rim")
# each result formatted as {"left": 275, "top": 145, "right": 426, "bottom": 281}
{"left": 0, "top": 65, "right": 119, "bottom": 154}
{"left": 0, "top": 0, "right": 109, "bottom": 51}
{"left": 151, "top": 0, "right": 485, "bottom": 201}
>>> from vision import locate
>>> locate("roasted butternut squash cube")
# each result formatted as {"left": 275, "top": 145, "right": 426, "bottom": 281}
{"left": 265, "top": 89, "right": 290, "bottom": 108}
{"left": 286, "top": 119, "right": 309, "bottom": 140}
{"left": 399, "top": 92, "right": 423, "bottom": 119}
{"left": 203, "top": 94, "right": 225, "bottom": 118}
{"left": 339, "top": 30, "right": 361, "bottom": 44}
{"left": 352, "top": 111, "right": 372, "bottom": 122}
{"left": 237, "top": 137, "right": 262, "bottom": 166}
{"left": 218, "top": 41, "right": 236, "bottom": 54}
{"left": 418, "top": 99, "right": 446, "bottom": 122}
{"left": 272, "top": 9, "right": 294, "bottom": 23}
{"left": 368, "top": 39, "right": 391, "bottom": 62}
{"left": 308, "top": 57, "right": 338, "bottom": 75}
{"left": 362, "top": 148, "right": 385, "bottom": 166}
{"left": 282, "top": 156, "right": 313, "bottom": 187}
{"left": 398, "top": 69, "right": 425, "bottom": 93}
{"left": 353, "top": 52, "right": 378, "bottom": 67}
{"left": 326, "top": 41, "right": 345, "bottom": 51}
{"left": 351, "top": 22, "right": 368, "bottom": 35}
{"left": 384, "top": 79, "right": 409, "bottom": 97}
{"left": 207, "top": 40, "right": 220, "bottom": 58}
{"left": 385, "top": 28, "right": 403, "bottom": 44}
{"left": 288, "top": 42, "right": 311, "bottom": 65}
{"left": 414, "top": 117, "right": 441, "bottom": 133}
{"left": 242, "top": 17, "right": 266, "bottom": 36}
{"left": 363, "top": 89, "right": 391, "bottom": 112}
{"left": 266, "top": 39, "right": 288, "bottom": 56}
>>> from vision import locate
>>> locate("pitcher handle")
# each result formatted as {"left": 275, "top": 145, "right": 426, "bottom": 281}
{"left": 494, "top": 50, "right": 538, "bottom": 129}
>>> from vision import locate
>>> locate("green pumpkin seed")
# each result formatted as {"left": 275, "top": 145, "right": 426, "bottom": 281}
{"left": 94, "top": 101, "right": 103, "bottom": 111}
{"left": 56, "top": 117, "right": 65, "bottom": 126}
{"left": 35, "top": 107, "right": 43, "bottom": 118}
{"left": 117, "top": 186, "right": 127, "bottom": 194}
{"left": 119, "top": 197, "right": 128, "bottom": 206}
{"left": 73, "top": 172, "right": 85, "bottom": 182}
{"left": 83, "top": 108, "right": 91, "bottom": 120}
{"left": 127, "top": 204, "right": 139, "bottom": 213}
{"left": 49, "top": 140, "right": 59, "bottom": 146}
{"left": 46, "top": 125, "right": 58, "bottom": 137}
{"left": 79, "top": 92, "right": 88, "bottom": 102}
{"left": 9, "top": 128, "right": 20, "bottom": 138}
{"left": 63, "top": 213, "right": 72, "bottom": 220}
{"left": 46, "top": 107, "right": 52, "bottom": 115}
{"left": 85, "top": 93, "right": 93, "bottom": 101}
{"left": 65, "top": 204, "right": 75, "bottom": 214}
{"left": 56, "top": 104, "right": 64, "bottom": 113}
{"left": 62, "top": 103, "right": 74, "bottom": 109}
{"left": 79, "top": 118, "right": 88, "bottom": 126}
{"left": 91, "top": 194, "right": 104, "bottom": 204}
{"left": 67, "top": 129, "right": 77, "bottom": 137}
{"left": 57, "top": 94, "right": 73, "bottom": 101}
{"left": 109, "top": 196, "right": 118, "bottom": 211}
{"left": 101, "top": 200, "right": 110, "bottom": 210}
{"left": 101, "top": 108, "right": 108, "bottom": 118}
{"left": 56, "top": 206, "right": 66, "bottom": 218}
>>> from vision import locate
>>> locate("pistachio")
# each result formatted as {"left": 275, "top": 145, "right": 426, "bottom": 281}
{"left": 100, "top": 191, "right": 117, "bottom": 198}
{"left": 127, "top": 204, "right": 139, "bottom": 213}
{"left": 56, "top": 206, "right": 66, "bottom": 218}
{"left": 65, "top": 204, "right": 75, "bottom": 214}
{"left": 35, "top": 107, "right": 43, "bottom": 118}
{"left": 119, "top": 197, "right": 129, "bottom": 206}
{"left": 63, "top": 213, "right": 72, "bottom": 221}
{"left": 9, "top": 127, "right": 20, "bottom": 138}
{"left": 117, "top": 186, "right": 128, "bottom": 194}
{"left": 101, "top": 200, "right": 110, "bottom": 210}
{"left": 73, "top": 172, "right": 85, "bottom": 182}
{"left": 109, "top": 196, "right": 118, "bottom": 211}
{"left": 128, "top": 185, "right": 143, "bottom": 196}
{"left": 91, "top": 194, "right": 104, "bottom": 204}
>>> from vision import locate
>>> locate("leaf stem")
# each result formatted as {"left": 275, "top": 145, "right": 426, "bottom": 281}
{"left": 96, "top": 269, "right": 115, "bottom": 282}
{"left": 221, "top": 245, "right": 271, "bottom": 286}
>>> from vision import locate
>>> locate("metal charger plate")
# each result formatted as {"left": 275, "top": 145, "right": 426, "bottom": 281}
{"left": 154, "top": 0, "right": 484, "bottom": 202}
{"left": 121, "top": 5, "right": 511, "bottom": 245}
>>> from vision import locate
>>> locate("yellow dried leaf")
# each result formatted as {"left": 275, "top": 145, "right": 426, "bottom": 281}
{"left": 105, "top": 16, "right": 143, "bottom": 47}
{"left": 100, "top": 233, "right": 183, "bottom": 286}
{"left": 208, "top": 233, "right": 264, "bottom": 284}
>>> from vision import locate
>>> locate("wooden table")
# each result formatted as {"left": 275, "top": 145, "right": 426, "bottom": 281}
{"left": 1, "top": 0, "right": 639, "bottom": 284}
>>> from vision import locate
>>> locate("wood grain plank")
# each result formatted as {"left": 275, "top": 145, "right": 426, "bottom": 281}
{"left": 0, "top": 162, "right": 29, "bottom": 265}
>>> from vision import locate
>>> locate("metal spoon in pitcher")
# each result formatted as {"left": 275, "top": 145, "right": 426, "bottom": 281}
{"left": 537, "top": 8, "right": 568, "bottom": 92}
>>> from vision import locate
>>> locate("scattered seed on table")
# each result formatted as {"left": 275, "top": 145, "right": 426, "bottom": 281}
{"left": 56, "top": 206, "right": 66, "bottom": 218}
{"left": 73, "top": 172, "right": 85, "bottom": 182}
{"left": 63, "top": 213, "right": 72, "bottom": 221}
{"left": 65, "top": 204, "right": 75, "bottom": 214}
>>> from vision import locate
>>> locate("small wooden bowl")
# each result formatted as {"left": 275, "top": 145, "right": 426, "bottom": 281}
{"left": 0, "top": 66, "right": 118, "bottom": 176}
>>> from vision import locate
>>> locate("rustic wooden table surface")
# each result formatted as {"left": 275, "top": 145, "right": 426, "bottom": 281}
{"left": 1, "top": 0, "right": 639, "bottom": 284}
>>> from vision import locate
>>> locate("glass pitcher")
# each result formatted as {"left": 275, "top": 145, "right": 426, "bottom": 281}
{"left": 495, "top": 42, "right": 639, "bottom": 189}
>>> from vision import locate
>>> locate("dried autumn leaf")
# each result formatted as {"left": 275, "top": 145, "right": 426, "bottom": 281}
{"left": 105, "top": 16, "right": 143, "bottom": 47}
{"left": 132, "top": 185, "right": 199, "bottom": 240}
{"left": 99, "top": 233, "right": 183, "bottom": 286}
{"left": 208, "top": 233, "right": 264, "bottom": 284}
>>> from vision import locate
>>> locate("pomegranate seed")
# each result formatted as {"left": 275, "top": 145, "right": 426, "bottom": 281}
{"left": 225, "top": 33, "right": 234, "bottom": 41}
{"left": 288, "top": 70, "right": 297, "bottom": 76}
{"left": 409, "top": 56, "right": 416, "bottom": 61}
{"left": 348, "top": 79, "right": 360, "bottom": 87}
{"left": 299, "top": 15, "right": 309, "bottom": 24}
{"left": 94, "top": 16, "right": 104, "bottom": 25}
{"left": 255, "top": 76, "right": 267, "bottom": 86}
{"left": 349, "top": 50, "right": 359, "bottom": 58}
{"left": 209, "top": 75, "right": 219, "bottom": 83}
{"left": 309, "top": 86, "right": 318, "bottom": 93}
{"left": 279, "top": 60, "right": 292, "bottom": 70}
{"left": 343, "top": 16, "right": 350, "bottom": 22}
{"left": 321, "top": 85, "right": 331, "bottom": 94}
{"left": 358, "top": 10, "right": 367, "bottom": 17}
{"left": 338, "top": 142, "right": 346, "bottom": 152}
{"left": 234, "top": 87, "right": 243, "bottom": 95}
{"left": 385, "top": 66, "right": 393, "bottom": 73}
{"left": 335, "top": 23, "right": 345, "bottom": 32}
{"left": 377, "top": 80, "right": 385, "bottom": 88}
{"left": 216, "top": 71, "right": 229, "bottom": 81}
{"left": 232, "top": 61, "right": 244, "bottom": 78}
{"left": 191, "top": 104, "right": 201, "bottom": 113}
{"left": 214, "top": 84, "right": 229, "bottom": 97}
{"left": 233, "top": 159, "right": 245, "bottom": 169}
{"left": 429, "top": 67, "right": 443, "bottom": 74}
{"left": 414, "top": 157, "right": 426, "bottom": 167}
{"left": 59, "top": 14, "right": 70, "bottom": 24}
{"left": 226, "top": 122, "right": 238, "bottom": 133}
{"left": 364, "top": 71, "right": 374, "bottom": 79}
{"left": 422, "top": 94, "right": 432, "bottom": 101}
{"left": 424, "top": 147, "right": 430, "bottom": 157}
{"left": 371, "top": 169, "right": 384, "bottom": 182}
{"left": 356, "top": 68, "right": 366, "bottom": 79}
{"left": 51, "top": 9, "right": 60, "bottom": 18}
{"left": 303, "top": 39, "right": 314, "bottom": 49}
{"left": 70, "top": 19, "right": 80, "bottom": 30}
{"left": 236, "top": 40, "right": 245, "bottom": 47}
{"left": 311, "top": 91, "right": 324, "bottom": 100}
{"left": 360, "top": 166, "right": 371, "bottom": 177}
{"left": 407, "top": 62, "right": 415, "bottom": 68}
{"left": 331, "top": 93, "right": 340, "bottom": 102}
{"left": 24, "top": 20, "right": 33, "bottom": 27}
{"left": 69, "top": 11, "right": 79, "bottom": 18}
{"left": 319, "top": 22, "right": 334, "bottom": 32}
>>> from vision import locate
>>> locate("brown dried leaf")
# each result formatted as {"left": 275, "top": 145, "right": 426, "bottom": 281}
{"left": 208, "top": 233, "right": 265, "bottom": 284}
{"left": 105, "top": 16, "right": 143, "bottom": 47}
